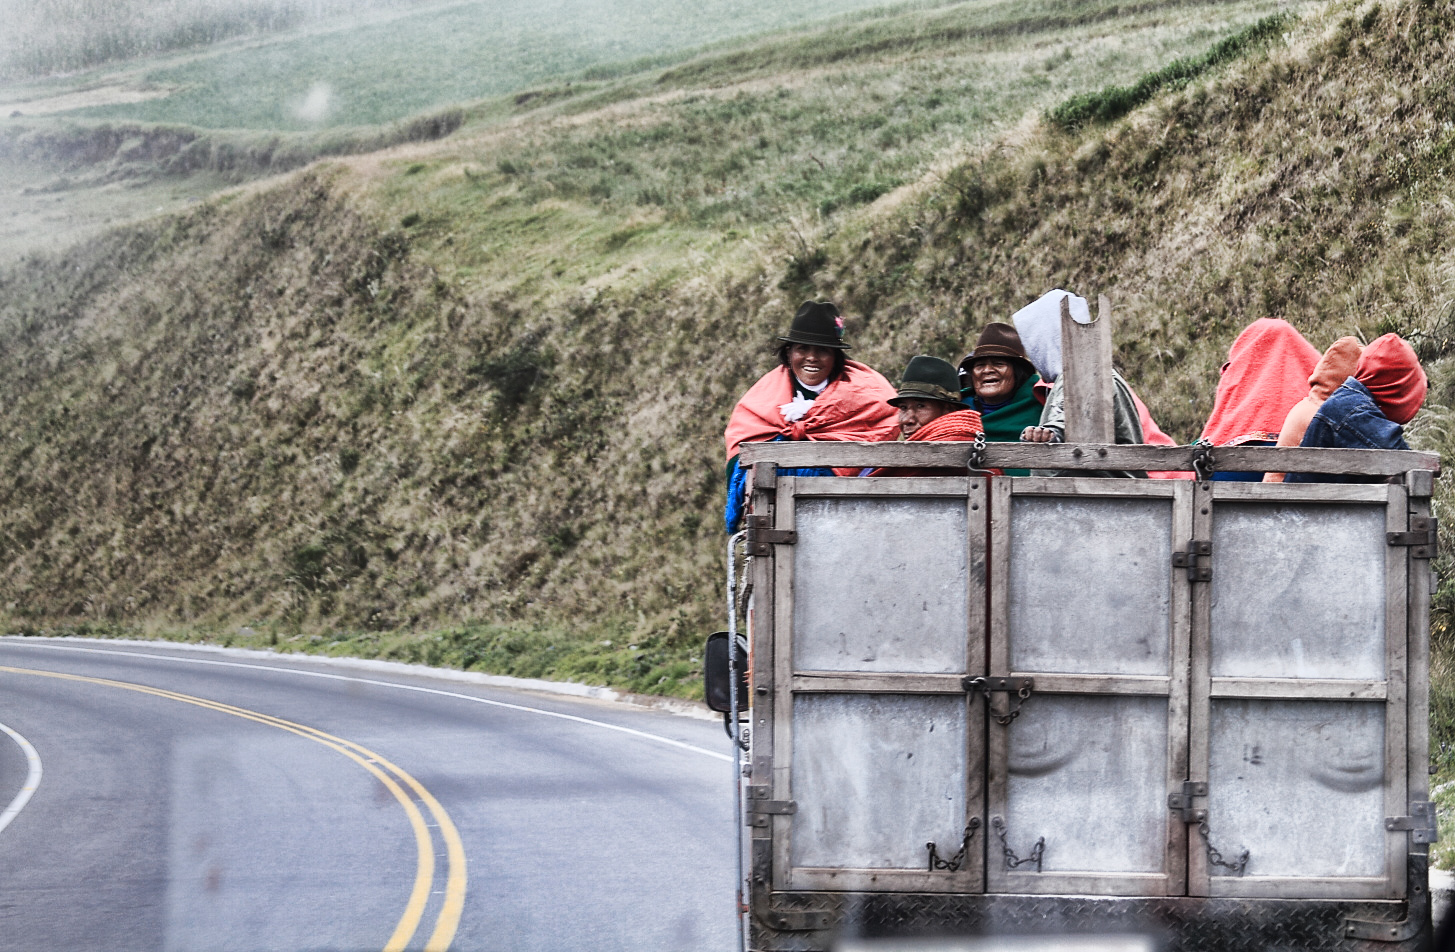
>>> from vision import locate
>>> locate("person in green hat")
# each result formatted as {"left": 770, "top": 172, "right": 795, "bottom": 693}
{"left": 723, "top": 301, "right": 898, "bottom": 530}
{"left": 958, "top": 322, "right": 1044, "bottom": 476}
{"left": 863, "top": 356, "right": 985, "bottom": 477}
{"left": 887, "top": 355, "right": 981, "bottom": 441}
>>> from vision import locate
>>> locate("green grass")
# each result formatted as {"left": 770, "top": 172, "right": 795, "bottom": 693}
{"left": 3, "top": 617, "right": 709, "bottom": 698}
{"left": 33, "top": 0, "right": 949, "bottom": 130}
{"left": 1045, "top": 10, "right": 1294, "bottom": 131}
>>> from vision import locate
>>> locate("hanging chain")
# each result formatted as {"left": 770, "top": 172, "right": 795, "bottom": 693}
{"left": 962, "top": 678, "right": 1033, "bottom": 725}
{"left": 1191, "top": 442, "right": 1215, "bottom": 481}
{"left": 926, "top": 817, "right": 982, "bottom": 872}
{"left": 1198, "top": 818, "right": 1249, "bottom": 876}
{"left": 967, "top": 432, "right": 989, "bottom": 472}
{"left": 992, "top": 816, "right": 1044, "bottom": 873}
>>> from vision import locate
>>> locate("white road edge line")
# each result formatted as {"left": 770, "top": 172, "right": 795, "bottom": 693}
{"left": 2, "top": 640, "right": 733, "bottom": 763}
{"left": 0, "top": 721, "right": 42, "bottom": 835}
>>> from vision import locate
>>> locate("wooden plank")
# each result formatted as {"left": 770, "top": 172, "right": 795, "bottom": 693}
{"left": 1012, "top": 476, "right": 1181, "bottom": 498}
{"left": 793, "top": 476, "right": 970, "bottom": 497}
{"left": 1187, "top": 480, "right": 1215, "bottom": 897}
{"left": 790, "top": 673, "right": 966, "bottom": 693}
{"left": 768, "top": 478, "right": 793, "bottom": 886}
{"left": 1010, "top": 673, "right": 1172, "bottom": 695}
{"left": 738, "top": 440, "right": 1439, "bottom": 476}
{"left": 1208, "top": 678, "right": 1388, "bottom": 700}
{"left": 1383, "top": 484, "right": 1410, "bottom": 898}
{"left": 997, "top": 868, "right": 1174, "bottom": 898}
{"left": 786, "top": 865, "right": 977, "bottom": 894}
{"left": 1210, "top": 481, "right": 1390, "bottom": 503}
{"left": 1062, "top": 293, "right": 1115, "bottom": 444}
{"left": 1206, "top": 876, "right": 1391, "bottom": 901}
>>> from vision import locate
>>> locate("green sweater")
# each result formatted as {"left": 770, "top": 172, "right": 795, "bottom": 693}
{"left": 972, "top": 374, "right": 1044, "bottom": 476}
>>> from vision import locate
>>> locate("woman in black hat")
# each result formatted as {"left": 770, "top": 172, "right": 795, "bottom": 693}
{"left": 723, "top": 301, "right": 898, "bottom": 531}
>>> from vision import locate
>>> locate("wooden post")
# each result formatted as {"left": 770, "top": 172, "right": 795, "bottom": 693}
{"left": 1061, "top": 293, "right": 1115, "bottom": 444}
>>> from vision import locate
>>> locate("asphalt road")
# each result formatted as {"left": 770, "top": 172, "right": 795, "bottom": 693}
{"left": 0, "top": 637, "right": 739, "bottom": 952}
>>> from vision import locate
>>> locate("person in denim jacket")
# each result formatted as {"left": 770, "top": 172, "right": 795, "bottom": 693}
{"left": 1285, "top": 333, "right": 1427, "bottom": 484}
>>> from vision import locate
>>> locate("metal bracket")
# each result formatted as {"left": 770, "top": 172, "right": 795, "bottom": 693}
{"left": 1168, "top": 780, "right": 1209, "bottom": 823}
{"left": 1386, "top": 801, "right": 1440, "bottom": 844}
{"left": 745, "top": 515, "right": 796, "bottom": 557}
{"left": 1345, "top": 852, "right": 1432, "bottom": 942}
{"left": 1172, "top": 540, "right": 1212, "bottom": 582}
{"left": 746, "top": 785, "right": 797, "bottom": 827}
{"left": 961, "top": 676, "right": 1035, "bottom": 694}
{"left": 749, "top": 838, "right": 832, "bottom": 932}
{"left": 1388, "top": 517, "right": 1438, "bottom": 559}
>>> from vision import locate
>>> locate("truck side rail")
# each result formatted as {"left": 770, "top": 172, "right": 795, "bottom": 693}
{"left": 738, "top": 441, "right": 1439, "bottom": 478}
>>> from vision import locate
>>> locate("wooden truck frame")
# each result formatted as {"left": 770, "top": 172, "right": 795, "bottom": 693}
{"left": 709, "top": 436, "right": 1442, "bottom": 952}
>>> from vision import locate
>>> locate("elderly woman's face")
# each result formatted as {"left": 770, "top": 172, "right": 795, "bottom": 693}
{"left": 972, "top": 358, "right": 1016, "bottom": 402}
{"left": 789, "top": 344, "right": 835, "bottom": 387}
{"left": 897, "top": 398, "right": 952, "bottom": 439}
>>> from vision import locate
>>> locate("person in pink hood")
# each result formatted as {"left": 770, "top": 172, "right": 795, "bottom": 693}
{"left": 1198, "top": 318, "right": 1320, "bottom": 481}
{"left": 1284, "top": 333, "right": 1427, "bottom": 483}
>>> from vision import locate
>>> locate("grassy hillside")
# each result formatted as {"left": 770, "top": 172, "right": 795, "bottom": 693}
{"left": 4, "top": 0, "right": 1455, "bottom": 730}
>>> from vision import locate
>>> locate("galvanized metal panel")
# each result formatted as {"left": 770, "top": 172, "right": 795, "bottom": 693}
{"left": 1004, "top": 695, "right": 1169, "bottom": 875}
{"left": 793, "top": 497, "right": 969, "bottom": 674}
{"left": 1007, "top": 496, "right": 1174, "bottom": 677}
{"left": 789, "top": 694, "right": 968, "bottom": 872}
{"left": 1208, "top": 699, "right": 1386, "bottom": 880}
{"left": 1209, "top": 503, "right": 1386, "bottom": 680}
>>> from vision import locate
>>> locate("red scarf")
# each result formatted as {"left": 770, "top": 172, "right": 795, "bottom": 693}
{"left": 724, "top": 360, "right": 898, "bottom": 460}
{"left": 866, "top": 409, "right": 986, "bottom": 477}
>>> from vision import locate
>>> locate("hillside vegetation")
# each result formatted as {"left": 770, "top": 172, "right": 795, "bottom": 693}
{"left": 3, "top": 0, "right": 1455, "bottom": 742}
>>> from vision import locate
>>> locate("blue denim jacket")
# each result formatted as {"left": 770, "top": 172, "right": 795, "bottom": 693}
{"left": 1284, "top": 378, "right": 1407, "bottom": 484}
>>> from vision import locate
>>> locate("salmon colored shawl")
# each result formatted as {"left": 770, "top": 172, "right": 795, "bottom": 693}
{"left": 1199, "top": 319, "right": 1320, "bottom": 446}
{"left": 865, "top": 409, "right": 986, "bottom": 477}
{"left": 724, "top": 360, "right": 898, "bottom": 460}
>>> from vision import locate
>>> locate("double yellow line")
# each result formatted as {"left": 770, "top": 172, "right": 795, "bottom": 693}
{"left": 0, "top": 665, "right": 467, "bottom": 952}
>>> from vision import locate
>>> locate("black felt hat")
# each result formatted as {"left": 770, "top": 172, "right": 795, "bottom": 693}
{"left": 779, "top": 301, "right": 849, "bottom": 350}
{"left": 888, "top": 355, "right": 969, "bottom": 408}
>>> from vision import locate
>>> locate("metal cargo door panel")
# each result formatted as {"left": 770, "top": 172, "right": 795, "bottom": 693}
{"left": 771, "top": 477, "right": 988, "bottom": 893}
{"left": 987, "top": 477, "right": 1194, "bottom": 897}
{"left": 1190, "top": 482, "right": 1410, "bottom": 900}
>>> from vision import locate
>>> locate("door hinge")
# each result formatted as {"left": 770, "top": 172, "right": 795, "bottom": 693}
{"left": 1388, "top": 517, "right": 1438, "bottom": 559}
{"left": 1168, "top": 780, "right": 1208, "bottom": 823}
{"left": 1385, "top": 801, "right": 1440, "bottom": 844}
{"left": 1172, "top": 541, "right": 1212, "bottom": 582}
{"left": 745, "top": 515, "right": 796, "bottom": 556}
{"left": 746, "top": 785, "right": 797, "bottom": 827}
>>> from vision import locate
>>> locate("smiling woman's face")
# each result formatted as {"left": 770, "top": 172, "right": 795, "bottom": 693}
{"left": 971, "top": 357, "right": 1016, "bottom": 402}
{"left": 789, "top": 344, "right": 835, "bottom": 387}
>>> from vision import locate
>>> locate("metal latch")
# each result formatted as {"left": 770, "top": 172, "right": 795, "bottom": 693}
{"left": 746, "top": 785, "right": 797, "bottom": 827}
{"left": 1171, "top": 541, "right": 1212, "bottom": 581}
{"left": 1385, "top": 801, "right": 1440, "bottom": 844}
{"left": 745, "top": 515, "right": 796, "bottom": 556}
{"left": 1388, "top": 517, "right": 1438, "bottom": 559}
{"left": 1168, "top": 780, "right": 1208, "bottom": 823}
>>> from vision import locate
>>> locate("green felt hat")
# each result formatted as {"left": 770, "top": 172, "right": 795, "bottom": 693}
{"left": 888, "top": 355, "right": 969, "bottom": 408}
